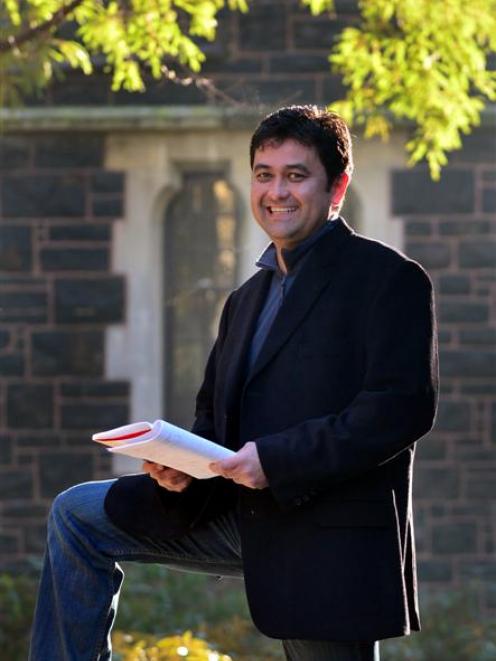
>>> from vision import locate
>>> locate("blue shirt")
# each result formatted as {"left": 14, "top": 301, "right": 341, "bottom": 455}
{"left": 247, "top": 220, "right": 337, "bottom": 372}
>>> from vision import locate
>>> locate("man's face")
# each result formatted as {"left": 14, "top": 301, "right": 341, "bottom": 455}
{"left": 250, "top": 138, "right": 333, "bottom": 251}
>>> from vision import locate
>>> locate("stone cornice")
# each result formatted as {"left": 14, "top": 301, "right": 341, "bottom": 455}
{"left": 1, "top": 104, "right": 494, "bottom": 133}
{"left": 0, "top": 105, "right": 264, "bottom": 132}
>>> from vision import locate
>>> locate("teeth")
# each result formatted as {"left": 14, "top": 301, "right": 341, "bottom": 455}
{"left": 269, "top": 207, "right": 297, "bottom": 213}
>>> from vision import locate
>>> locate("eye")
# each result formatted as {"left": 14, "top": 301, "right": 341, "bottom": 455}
{"left": 288, "top": 172, "right": 306, "bottom": 182}
{"left": 255, "top": 171, "right": 271, "bottom": 182}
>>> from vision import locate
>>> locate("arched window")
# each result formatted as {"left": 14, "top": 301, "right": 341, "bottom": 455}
{"left": 164, "top": 169, "right": 240, "bottom": 428}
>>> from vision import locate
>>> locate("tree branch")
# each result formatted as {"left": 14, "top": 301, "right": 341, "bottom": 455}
{"left": 0, "top": 0, "right": 85, "bottom": 55}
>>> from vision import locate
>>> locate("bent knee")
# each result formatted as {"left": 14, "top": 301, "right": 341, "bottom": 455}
{"left": 50, "top": 480, "right": 114, "bottom": 528}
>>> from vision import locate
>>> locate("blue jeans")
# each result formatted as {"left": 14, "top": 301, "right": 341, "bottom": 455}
{"left": 29, "top": 479, "right": 379, "bottom": 661}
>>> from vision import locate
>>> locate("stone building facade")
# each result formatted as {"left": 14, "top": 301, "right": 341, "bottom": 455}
{"left": 0, "top": 0, "right": 495, "bottom": 614}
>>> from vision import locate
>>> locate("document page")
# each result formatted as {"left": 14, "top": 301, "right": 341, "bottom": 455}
{"left": 93, "top": 419, "right": 234, "bottom": 479}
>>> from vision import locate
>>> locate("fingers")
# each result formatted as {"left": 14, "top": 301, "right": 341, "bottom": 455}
{"left": 142, "top": 462, "right": 193, "bottom": 492}
{"left": 209, "top": 443, "right": 268, "bottom": 490}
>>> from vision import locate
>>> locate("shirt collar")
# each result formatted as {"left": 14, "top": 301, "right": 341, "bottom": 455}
{"left": 256, "top": 218, "right": 337, "bottom": 274}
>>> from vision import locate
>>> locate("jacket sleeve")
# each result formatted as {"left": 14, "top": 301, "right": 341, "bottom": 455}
{"left": 255, "top": 259, "right": 439, "bottom": 508}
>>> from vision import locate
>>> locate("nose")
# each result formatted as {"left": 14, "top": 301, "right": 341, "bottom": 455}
{"left": 267, "top": 176, "right": 289, "bottom": 200}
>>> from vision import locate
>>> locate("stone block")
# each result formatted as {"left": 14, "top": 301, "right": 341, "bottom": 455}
{"left": 492, "top": 402, "right": 496, "bottom": 444}
{"left": 269, "top": 53, "right": 331, "bottom": 73}
{"left": 392, "top": 170, "right": 474, "bottom": 215}
{"left": 16, "top": 433, "right": 61, "bottom": 448}
{"left": 60, "top": 381, "right": 129, "bottom": 397}
{"left": 0, "top": 469, "right": 34, "bottom": 498}
{"left": 413, "top": 467, "right": 459, "bottom": 499}
{"left": 459, "top": 562, "right": 496, "bottom": 582}
{"left": 0, "top": 533, "right": 19, "bottom": 554}
{"left": 201, "top": 55, "right": 263, "bottom": 75}
{"left": 416, "top": 438, "right": 446, "bottom": 460}
{"left": 439, "top": 302, "right": 488, "bottom": 323}
{"left": 0, "top": 225, "right": 32, "bottom": 271}
{"left": 55, "top": 277, "right": 124, "bottom": 323}
{"left": 113, "top": 78, "right": 205, "bottom": 105}
{"left": 3, "top": 502, "right": 48, "bottom": 518}
{"left": 7, "top": 384, "right": 53, "bottom": 429}
{"left": 23, "top": 524, "right": 48, "bottom": 554}
{"left": 50, "top": 72, "right": 110, "bottom": 105}
{"left": 418, "top": 560, "right": 452, "bottom": 582}
{"left": 0, "top": 434, "right": 12, "bottom": 463}
{"left": 460, "top": 328, "right": 496, "bottom": 345}
{"left": 406, "top": 242, "right": 451, "bottom": 269}
{"left": 40, "top": 247, "right": 109, "bottom": 271}
{"left": 452, "top": 128, "right": 496, "bottom": 164}
{"left": 0, "top": 136, "right": 30, "bottom": 170}
{"left": 238, "top": 5, "right": 287, "bottom": 50}
{"left": 61, "top": 403, "right": 128, "bottom": 430}
{"left": 482, "top": 170, "right": 496, "bottom": 182}
{"left": 0, "top": 291, "right": 47, "bottom": 323}
{"left": 39, "top": 452, "right": 94, "bottom": 498}
{"left": 466, "top": 470, "right": 496, "bottom": 499}
{"left": 320, "top": 74, "right": 347, "bottom": 103}
{"left": 223, "top": 77, "right": 317, "bottom": 106}
{"left": 0, "top": 331, "right": 10, "bottom": 349}
{"left": 0, "top": 353, "right": 24, "bottom": 376}
{"left": 454, "top": 445, "right": 495, "bottom": 462}
{"left": 438, "top": 275, "right": 471, "bottom": 295}
{"left": 91, "top": 197, "right": 123, "bottom": 218}
{"left": 438, "top": 328, "right": 453, "bottom": 345}
{"left": 439, "top": 219, "right": 493, "bottom": 235}
{"left": 32, "top": 330, "right": 103, "bottom": 376}
{"left": 91, "top": 172, "right": 124, "bottom": 194}
{"left": 405, "top": 221, "right": 432, "bottom": 236}
{"left": 435, "top": 400, "right": 471, "bottom": 432}
{"left": 2, "top": 174, "right": 86, "bottom": 218}
{"left": 483, "top": 189, "right": 496, "bottom": 212}
{"left": 293, "top": 17, "right": 350, "bottom": 49}
{"left": 459, "top": 241, "right": 496, "bottom": 269}
{"left": 440, "top": 350, "right": 496, "bottom": 378}
{"left": 49, "top": 223, "right": 111, "bottom": 241}
{"left": 461, "top": 382, "right": 496, "bottom": 395}
{"left": 33, "top": 134, "right": 103, "bottom": 168}
{"left": 432, "top": 523, "right": 477, "bottom": 554}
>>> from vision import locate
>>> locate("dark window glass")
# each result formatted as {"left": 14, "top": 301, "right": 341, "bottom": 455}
{"left": 164, "top": 171, "right": 239, "bottom": 428}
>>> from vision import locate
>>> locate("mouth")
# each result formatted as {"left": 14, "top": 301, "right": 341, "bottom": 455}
{"left": 267, "top": 206, "right": 298, "bottom": 215}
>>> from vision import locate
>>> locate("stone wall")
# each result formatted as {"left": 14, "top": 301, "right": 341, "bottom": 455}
{"left": 0, "top": 134, "right": 129, "bottom": 565}
{"left": 392, "top": 128, "right": 496, "bottom": 614}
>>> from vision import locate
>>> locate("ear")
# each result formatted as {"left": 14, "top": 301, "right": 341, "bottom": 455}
{"left": 330, "top": 173, "right": 350, "bottom": 207}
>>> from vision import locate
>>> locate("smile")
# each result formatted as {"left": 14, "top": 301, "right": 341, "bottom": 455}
{"left": 268, "top": 206, "right": 298, "bottom": 214}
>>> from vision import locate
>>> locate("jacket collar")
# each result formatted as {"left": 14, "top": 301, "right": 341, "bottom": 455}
{"left": 222, "top": 217, "right": 355, "bottom": 412}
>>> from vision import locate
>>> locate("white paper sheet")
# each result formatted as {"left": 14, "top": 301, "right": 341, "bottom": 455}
{"left": 93, "top": 419, "right": 234, "bottom": 479}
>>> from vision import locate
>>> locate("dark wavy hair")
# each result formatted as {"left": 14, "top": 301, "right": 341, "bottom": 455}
{"left": 250, "top": 105, "right": 353, "bottom": 190}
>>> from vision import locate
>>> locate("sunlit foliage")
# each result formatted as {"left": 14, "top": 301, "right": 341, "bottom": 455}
{"left": 1, "top": 0, "right": 495, "bottom": 177}
{"left": 326, "top": 0, "right": 496, "bottom": 178}
{"left": 0, "top": 0, "right": 248, "bottom": 104}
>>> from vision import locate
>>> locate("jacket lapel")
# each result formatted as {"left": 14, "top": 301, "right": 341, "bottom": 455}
{"left": 246, "top": 218, "right": 354, "bottom": 385}
{"left": 221, "top": 269, "right": 272, "bottom": 414}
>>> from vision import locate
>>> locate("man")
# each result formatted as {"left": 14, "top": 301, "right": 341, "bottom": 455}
{"left": 30, "top": 106, "right": 438, "bottom": 661}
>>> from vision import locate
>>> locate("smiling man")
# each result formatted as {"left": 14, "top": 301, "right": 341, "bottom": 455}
{"left": 30, "top": 106, "right": 438, "bottom": 661}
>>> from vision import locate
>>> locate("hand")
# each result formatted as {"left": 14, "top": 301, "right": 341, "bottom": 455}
{"left": 209, "top": 442, "right": 268, "bottom": 490}
{"left": 142, "top": 461, "right": 193, "bottom": 492}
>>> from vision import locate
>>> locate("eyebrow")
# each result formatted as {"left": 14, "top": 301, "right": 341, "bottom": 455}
{"left": 253, "top": 162, "right": 311, "bottom": 173}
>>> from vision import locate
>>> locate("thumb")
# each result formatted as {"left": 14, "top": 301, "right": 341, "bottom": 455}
{"left": 210, "top": 454, "right": 239, "bottom": 475}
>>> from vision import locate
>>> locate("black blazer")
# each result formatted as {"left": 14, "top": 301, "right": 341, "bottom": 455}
{"left": 105, "top": 218, "right": 438, "bottom": 641}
